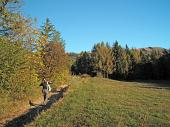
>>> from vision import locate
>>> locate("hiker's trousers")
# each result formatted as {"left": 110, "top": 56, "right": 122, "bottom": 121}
{"left": 42, "top": 89, "right": 48, "bottom": 102}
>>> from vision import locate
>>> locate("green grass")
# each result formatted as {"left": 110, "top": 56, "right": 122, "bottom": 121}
{"left": 27, "top": 77, "right": 170, "bottom": 127}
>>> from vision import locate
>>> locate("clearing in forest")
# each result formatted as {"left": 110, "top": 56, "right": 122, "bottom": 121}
{"left": 27, "top": 77, "right": 170, "bottom": 127}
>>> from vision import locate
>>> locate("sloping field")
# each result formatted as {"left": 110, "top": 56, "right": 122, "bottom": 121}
{"left": 27, "top": 77, "right": 170, "bottom": 127}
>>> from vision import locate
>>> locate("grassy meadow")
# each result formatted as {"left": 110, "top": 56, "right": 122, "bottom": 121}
{"left": 27, "top": 77, "right": 170, "bottom": 127}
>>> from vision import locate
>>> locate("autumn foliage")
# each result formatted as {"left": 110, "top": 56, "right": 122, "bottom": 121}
{"left": 0, "top": 0, "right": 69, "bottom": 119}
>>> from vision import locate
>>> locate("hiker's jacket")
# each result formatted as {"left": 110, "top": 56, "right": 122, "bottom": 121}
{"left": 40, "top": 82, "right": 48, "bottom": 90}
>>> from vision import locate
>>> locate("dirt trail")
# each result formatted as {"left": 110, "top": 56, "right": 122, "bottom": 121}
{"left": 0, "top": 85, "right": 69, "bottom": 127}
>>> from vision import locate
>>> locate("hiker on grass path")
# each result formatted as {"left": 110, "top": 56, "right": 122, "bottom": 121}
{"left": 40, "top": 78, "right": 52, "bottom": 104}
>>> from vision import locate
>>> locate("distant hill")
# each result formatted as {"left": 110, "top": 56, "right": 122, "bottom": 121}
{"left": 137, "top": 47, "right": 168, "bottom": 55}
{"left": 68, "top": 52, "right": 79, "bottom": 65}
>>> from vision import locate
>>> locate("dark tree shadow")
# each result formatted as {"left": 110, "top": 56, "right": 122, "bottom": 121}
{"left": 4, "top": 86, "right": 69, "bottom": 127}
{"left": 112, "top": 78, "right": 170, "bottom": 90}
{"left": 130, "top": 80, "right": 170, "bottom": 90}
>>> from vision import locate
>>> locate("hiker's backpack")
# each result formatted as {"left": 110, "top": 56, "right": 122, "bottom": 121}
{"left": 47, "top": 82, "right": 52, "bottom": 91}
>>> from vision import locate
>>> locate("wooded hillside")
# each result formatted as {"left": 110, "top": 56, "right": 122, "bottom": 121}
{"left": 71, "top": 42, "right": 170, "bottom": 80}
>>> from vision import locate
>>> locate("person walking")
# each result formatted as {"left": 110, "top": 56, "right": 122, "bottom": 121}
{"left": 40, "top": 78, "right": 51, "bottom": 104}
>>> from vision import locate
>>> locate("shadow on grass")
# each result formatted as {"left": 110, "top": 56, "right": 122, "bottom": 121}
{"left": 111, "top": 78, "right": 170, "bottom": 90}
{"left": 4, "top": 86, "right": 69, "bottom": 127}
{"left": 127, "top": 80, "right": 170, "bottom": 90}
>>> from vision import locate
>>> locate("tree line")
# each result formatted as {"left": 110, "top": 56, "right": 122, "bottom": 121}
{"left": 71, "top": 41, "right": 170, "bottom": 80}
{"left": 0, "top": 0, "right": 68, "bottom": 106}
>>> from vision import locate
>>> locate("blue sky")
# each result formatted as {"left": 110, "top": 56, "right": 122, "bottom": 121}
{"left": 22, "top": 0, "right": 170, "bottom": 53}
